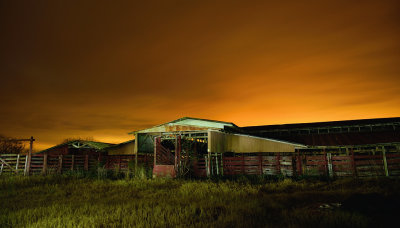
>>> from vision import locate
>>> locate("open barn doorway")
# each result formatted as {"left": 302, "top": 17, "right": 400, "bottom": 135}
{"left": 153, "top": 131, "right": 209, "bottom": 178}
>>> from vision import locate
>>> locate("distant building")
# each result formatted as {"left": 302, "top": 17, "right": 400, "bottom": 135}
{"left": 39, "top": 140, "right": 115, "bottom": 156}
{"left": 230, "top": 117, "right": 400, "bottom": 150}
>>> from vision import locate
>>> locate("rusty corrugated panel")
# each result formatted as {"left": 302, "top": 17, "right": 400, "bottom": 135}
{"left": 258, "top": 131, "right": 400, "bottom": 146}
{"left": 164, "top": 125, "right": 210, "bottom": 132}
{"left": 153, "top": 165, "right": 176, "bottom": 178}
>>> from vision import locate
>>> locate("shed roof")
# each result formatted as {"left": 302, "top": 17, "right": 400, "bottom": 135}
{"left": 39, "top": 140, "right": 115, "bottom": 153}
{"left": 129, "top": 117, "right": 236, "bottom": 134}
{"left": 236, "top": 117, "right": 400, "bottom": 146}
{"left": 242, "top": 117, "right": 400, "bottom": 131}
{"left": 105, "top": 140, "right": 134, "bottom": 149}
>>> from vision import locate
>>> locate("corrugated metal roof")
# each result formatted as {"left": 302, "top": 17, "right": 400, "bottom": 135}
{"left": 235, "top": 117, "right": 400, "bottom": 146}
{"left": 252, "top": 131, "right": 400, "bottom": 146}
{"left": 129, "top": 117, "right": 236, "bottom": 134}
{"left": 242, "top": 117, "right": 400, "bottom": 131}
{"left": 38, "top": 140, "right": 115, "bottom": 153}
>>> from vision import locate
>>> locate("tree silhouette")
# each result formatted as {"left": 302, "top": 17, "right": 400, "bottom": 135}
{"left": 0, "top": 135, "right": 25, "bottom": 154}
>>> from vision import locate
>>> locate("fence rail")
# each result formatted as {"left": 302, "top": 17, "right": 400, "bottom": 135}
{"left": 222, "top": 152, "right": 400, "bottom": 178}
{"left": 0, "top": 154, "right": 153, "bottom": 175}
{"left": 1, "top": 151, "right": 400, "bottom": 178}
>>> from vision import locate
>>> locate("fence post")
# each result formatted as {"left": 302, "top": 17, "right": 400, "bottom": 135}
{"left": 297, "top": 150, "right": 302, "bottom": 176}
{"left": 24, "top": 155, "right": 28, "bottom": 176}
{"left": 71, "top": 155, "right": 75, "bottom": 171}
{"left": 291, "top": 153, "right": 296, "bottom": 177}
{"left": 58, "top": 155, "right": 63, "bottom": 174}
{"left": 351, "top": 148, "right": 357, "bottom": 177}
{"left": 382, "top": 146, "right": 389, "bottom": 177}
{"left": 220, "top": 153, "right": 224, "bottom": 176}
{"left": 42, "top": 154, "right": 48, "bottom": 174}
{"left": 84, "top": 155, "right": 89, "bottom": 171}
{"left": 16, "top": 154, "right": 20, "bottom": 173}
{"left": 215, "top": 153, "right": 219, "bottom": 175}
{"left": 0, "top": 163, "right": 3, "bottom": 175}
{"left": 323, "top": 149, "right": 328, "bottom": 177}
{"left": 241, "top": 154, "right": 245, "bottom": 175}
{"left": 259, "top": 153, "right": 263, "bottom": 175}
{"left": 276, "top": 153, "right": 281, "bottom": 175}
{"left": 24, "top": 137, "right": 34, "bottom": 176}
{"left": 205, "top": 155, "right": 209, "bottom": 177}
{"left": 327, "top": 153, "right": 333, "bottom": 178}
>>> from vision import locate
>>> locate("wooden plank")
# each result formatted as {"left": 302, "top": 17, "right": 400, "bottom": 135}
{"left": 0, "top": 158, "right": 17, "bottom": 173}
{"left": 382, "top": 147, "right": 389, "bottom": 177}
{"left": 42, "top": 154, "right": 48, "bottom": 174}
{"left": 354, "top": 155, "right": 382, "bottom": 159}
{"left": 58, "top": 155, "right": 63, "bottom": 174}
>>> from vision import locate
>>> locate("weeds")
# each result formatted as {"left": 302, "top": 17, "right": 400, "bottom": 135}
{"left": 0, "top": 174, "right": 399, "bottom": 227}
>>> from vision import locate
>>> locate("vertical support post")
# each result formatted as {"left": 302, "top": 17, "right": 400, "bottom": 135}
{"left": 24, "top": 155, "right": 28, "bottom": 176}
{"left": 291, "top": 153, "right": 296, "bottom": 177}
{"left": 382, "top": 146, "right": 389, "bottom": 177}
{"left": 174, "top": 136, "right": 178, "bottom": 172}
{"left": 220, "top": 152, "right": 224, "bottom": 176}
{"left": 215, "top": 152, "right": 219, "bottom": 175}
{"left": 42, "top": 153, "right": 48, "bottom": 174}
{"left": 208, "top": 151, "right": 211, "bottom": 177}
{"left": 351, "top": 148, "right": 357, "bottom": 177}
{"left": 276, "top": 153, "right": 281, "bottom": 175}
{"left": 16, "top": 154, "right": 20, "bottom": 173}
{"left": 58, "top": 155, "right": 63, "bottom": 174}
{"left": 84, "top": 155, "right": 89, "bottom": 171}
{"left": 205, "top": 155, "right": 209, "bottom": 177}
{"left": 0, "top": 163, "right": 3, "bottom": 175}
{"left": 71, "top": 155, "right": 75, "bottom": 171}
{"left": 259, "top": 153, "right": 263, "bottom": 175}
{"left": 154, "top": 137, "right": 158, "bottom": 167}
{"left": 211, "top": 154, "right": 214, "bottom": 176}
{"left": 134, "top": 134, "right": 138, "bottom": 176}
{"left": 323, "top": 148, "right": 328, "bottom": 177}
{"left": 327, "top": 152, "right": 333, "bottom": 178}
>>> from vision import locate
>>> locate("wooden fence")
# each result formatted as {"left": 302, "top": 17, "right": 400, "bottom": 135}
{"left": 222, "top": 152, "right": 400, "bottom": 178}
{"left": 105, "top": 154, "right": 153, "bottom": 171}
{"left": 0, "top": 154, "right": 153, "bottom": 175}
{"left": 2, "top": 152, "right": 400, "bottom": 178}
{"left": 0, "top": 154, "right": 27, "bottom": 175}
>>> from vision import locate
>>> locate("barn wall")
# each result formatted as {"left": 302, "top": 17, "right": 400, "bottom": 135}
{"left": 208, "top": 131, "right": 297, "bottom": 153}
{"left": 135, "top": 133, "right": 154, "bottom": 154}
{"left": 107, "top": 142, "right": 135, "bottom": 155}
{"left": 137, "top": 124, "right": 211, "bottom": 133}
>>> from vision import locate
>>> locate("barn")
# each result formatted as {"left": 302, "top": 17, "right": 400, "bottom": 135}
{"left": 129, "top": 117, "right": 305, "bottom": 177}
{"left": 39, "top": 140, "right": 115, "bottom": 156}
{"left": 128, "top": 117, "right": 400, "bottom": 178}
{"left": 227, "top": 117, "right": 400, "bottom": 177}
{"left": 30, "top": 117, "right": 400, "bottom": 178}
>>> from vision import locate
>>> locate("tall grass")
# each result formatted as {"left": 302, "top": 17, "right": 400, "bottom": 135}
{"left": 1, "top": 175, "right": 399, "bottom": 227}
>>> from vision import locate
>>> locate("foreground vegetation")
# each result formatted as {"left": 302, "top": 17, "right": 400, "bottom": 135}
{"left": 1, "top": 174, "right": 399, "bottom": 228}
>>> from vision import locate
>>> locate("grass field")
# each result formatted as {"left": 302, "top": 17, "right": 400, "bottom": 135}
{"left": 1, "top": 174, "right": 399, "bottom": 228}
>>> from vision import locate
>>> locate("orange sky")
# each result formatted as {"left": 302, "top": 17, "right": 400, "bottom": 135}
{"left": 1, "top": 0, "right": 400, "bottom": 150}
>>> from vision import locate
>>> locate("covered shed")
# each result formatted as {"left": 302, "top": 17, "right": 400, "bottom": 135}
{"left": 106, "top": 140, "right": 135, "bottom": 155}
{"left": 128, "top": 117, "right": 305, "bottom": 177}
{"left": 39, "top": 140, "right": 115, "bottom": 156}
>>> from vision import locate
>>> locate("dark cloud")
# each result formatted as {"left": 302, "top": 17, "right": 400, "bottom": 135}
{"left": 0, "top": 0, "right": 399, "bottom": 149}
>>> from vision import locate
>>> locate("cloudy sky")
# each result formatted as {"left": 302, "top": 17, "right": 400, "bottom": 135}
{"left": 1, "top": 0, "right": 399, "bottom": 150}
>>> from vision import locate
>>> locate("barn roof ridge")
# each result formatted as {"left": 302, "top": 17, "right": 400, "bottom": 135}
{"left": 38, "top": 140, "right": 116, "bottom": 154}
{"left": 128, "top": 116, "right": 237, "bottom": 134}
{"left": 242, "top": 117, "right": 400, "bottom": 130}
